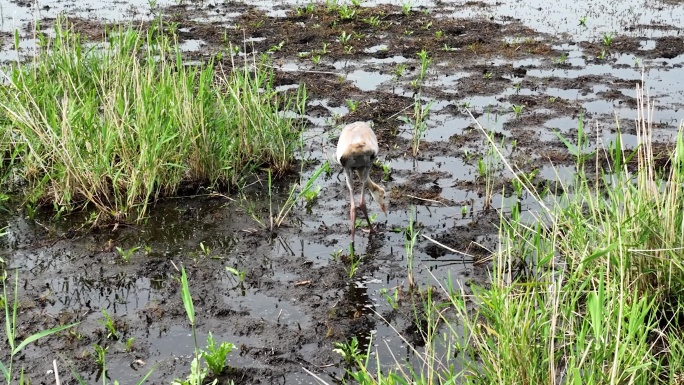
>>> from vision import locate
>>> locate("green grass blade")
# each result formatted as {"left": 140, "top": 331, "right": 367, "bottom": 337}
{"left": 553, "top": 130, "right": 579, "bottom": 156}
{"left": 0, "top": 360, "right": 9, "bottom": 382}
{"left": 581, "top": 241, "right": 619, "bottom": 265}
{"left": 3, "top": 282, "right": 14, "bottom": 353}
{"left": 135, "top": 366, "right": 156, "bottom": 385}
{"left": 69, "top": 363, "right": 89, "bottom": 384}
{"left": 12, "top": 322, "right": 80, "bottom": 355}
{"left": 180, "top": 266, "right": 195, "bottom": 325}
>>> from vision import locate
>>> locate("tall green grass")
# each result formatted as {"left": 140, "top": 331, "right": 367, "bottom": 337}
{"left": 454, "top": 82, "right": 684, "bottom": 384}
{"left": 333, "top": 83, "right": 684, "bottom": 384}
{"left": 0, "top": 18, "right": 306, "bottom": 220}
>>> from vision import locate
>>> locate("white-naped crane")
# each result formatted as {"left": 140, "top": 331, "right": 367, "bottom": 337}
{"left": 336, "top": 121, "right": 387, "bottom": 242}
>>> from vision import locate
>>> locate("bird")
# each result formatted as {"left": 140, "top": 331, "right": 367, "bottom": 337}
{"left": 336, "top": 121, "right": 387, "bottom": 242}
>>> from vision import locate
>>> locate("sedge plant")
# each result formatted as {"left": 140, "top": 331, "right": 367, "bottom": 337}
{"left": 0, "top": 17, "right": 306, "bottom": 222}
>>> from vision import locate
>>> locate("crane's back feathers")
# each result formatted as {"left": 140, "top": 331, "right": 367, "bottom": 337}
{"left": 336, "top": 122, "right": 379, "bottom": 169}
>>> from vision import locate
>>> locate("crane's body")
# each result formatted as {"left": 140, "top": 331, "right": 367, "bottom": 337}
{"left": 336, "top": 121, "right": 387, "bottom": 242}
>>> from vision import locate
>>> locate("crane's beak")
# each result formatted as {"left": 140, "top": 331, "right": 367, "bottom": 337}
{"left": 381, "top": 203, "right": 387, "bottom": 215}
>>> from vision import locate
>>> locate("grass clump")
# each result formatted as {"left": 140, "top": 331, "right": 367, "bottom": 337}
{"left": 453, "top": 83, "right": 684, "bottom": 384}
{"left": 0, "top": 17, "right": 306, "bottom": 221}
{"left": 330, "top": 82, "right": 684, "bottom": 384}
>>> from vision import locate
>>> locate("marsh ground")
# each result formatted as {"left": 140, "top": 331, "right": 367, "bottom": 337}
{"left": 1, "top": 0, "right": 684, "bottom": 383}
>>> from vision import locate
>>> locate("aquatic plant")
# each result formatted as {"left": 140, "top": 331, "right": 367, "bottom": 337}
{"left": 173, "top": 266, "right": 236, "bottom": 385}
{"left": 511, "top": 104, "right": 524, "bottom": 117}
{"left": 0, "top": 17, "right": 306, "bottom": 222}
{"left": 399, "top": 93, "right": 433, "bottom": 157}
{"left": 337, "top": 4, "right": 356, "bottom": 20}
{"left": 270, "top": 162, "right": 326, "bottom": 230}
{"left": 115, "top": 246, "right": 140, "bottom": 263}
{"left": 602, "top": 31, "right": 615, "bottom": 46}
{"left": 202, "top": 333, "right": 235, "bottom": 377}
{"left": 345, "top": 99, "right": 360, "bottom": 112}
{"left": 379, "top": 287, "right": 400, "bottom": 309}
{"left": 401, "top": 1, "right": 412, "bottom": 16}
{"left": 338, "top": 30, "right": 351, "bottom": 44}
{"left": 579, "top": 15, "right": 587, "bottom": 26}
{"left": 98, "top": 309, "right": 119, "bottom": 340}
{"left": 380, "top": 161, "right": 391, "bottom": 181}
{"left": 393, "top": 63, "right": 407, "bottom": 78}
{"left": 333, "top": 336, "right": 366, "bottom": 367}
{"left": 363, "top": 15, "right": 381, "bottom": 27}
{"left": 404, "top": 206, "right": 419, "bottom": 290}
{"left": 554, "top": 51, "right": 568, "bottom": 65}
{"left": 416, "top": 49, "right": 431, "bottom": 82}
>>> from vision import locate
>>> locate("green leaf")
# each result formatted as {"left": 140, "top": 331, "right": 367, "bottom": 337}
{"left": 582, "top": 241, "right": 619, "bottom": 265}
{"left": 180, "top": 266, "right": 195, "bottom": 325}
{"left": 553, "top": 130, "right": 579, "bottom": 156}
{"left": 13, "top": 322, "right": 80, "bottom": 355}
{"left": 135, "top": 366, "right": 156, "bottom": 385}
{"left": 0, "top": 360, "right": 9, "bottom": 382}
{"left": 587, "top": 273, "right": 604, "bottom": 340}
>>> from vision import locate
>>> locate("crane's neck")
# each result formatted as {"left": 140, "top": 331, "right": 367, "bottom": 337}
{"left": 364, "top": 178, "right": 387, "bottom": 214}
{"left": 365, "top": 179, "right": 384, "bottom": 194}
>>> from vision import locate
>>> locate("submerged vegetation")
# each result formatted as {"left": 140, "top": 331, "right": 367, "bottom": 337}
{"left": 0, "top": 18, "right": 306, "bottom": 222}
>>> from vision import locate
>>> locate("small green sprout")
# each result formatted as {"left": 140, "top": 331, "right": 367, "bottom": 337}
{"left": 363, "top": 15, "right": 380, "bottom": 27}
{"left": 345, "top": 99, "right": 360, "bottom": 112}
{"left": 202, "top": 332, "right": 235, "bottom": 376}
{"left": 511, "top": 104, "right": 524, "bottom": 117}
{"left": 401, "top": 1, "right": 412, "bottom": 16}
{"left": 125, "top": 337, "right": 135, "bottom": 352}
{"left": 554, "top": 52, "right": 567, "bottom": 65}
{"left": 338, "top": 4, "right": 356, "bottom": 20}
{"left": 268, "top": 41, "right": 285, "bottom": 53}
{"left": 339, "top": 31, "right": 351, "bottom": 44}
{"left": 393, "top": 63, "right": 407, "bottom": 78}
{"left": 115, "top": 246, "right": 140, "bottom": 263}
{"left": 226, "top": 266, "right": 246, "bottom": 283}
{"left": 94, "top": 344, "right": 108, "bottom": 367}
{"left": 99, "top": 309, "right": 118, "bottom": 340}
{"left": 602, "top": 31, "right": 615, "bottom": 46}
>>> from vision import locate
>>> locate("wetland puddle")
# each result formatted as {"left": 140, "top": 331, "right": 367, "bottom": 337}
{"left": 2, "top": 0, "right": 684, "bottom": 383}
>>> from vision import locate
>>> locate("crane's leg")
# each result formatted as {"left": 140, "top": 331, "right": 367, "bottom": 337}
{"left": 358, "top": 168, "right": 375, "bottom": 233}
{"left": 344, "top": 169, "right": 356, "bottom": 242}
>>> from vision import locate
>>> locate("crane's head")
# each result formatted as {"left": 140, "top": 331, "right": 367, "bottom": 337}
{"left": 369, "top": 184, "right": 388, "bottom": 215}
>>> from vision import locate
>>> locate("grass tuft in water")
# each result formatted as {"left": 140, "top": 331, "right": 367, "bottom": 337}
{"left": 0, "top": 17, "right": 306, "bottom": 221}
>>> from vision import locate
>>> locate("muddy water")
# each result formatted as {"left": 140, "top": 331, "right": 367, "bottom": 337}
{"left": 2, "top": 0, "right": 684, "bottom": 383}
